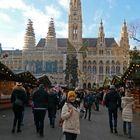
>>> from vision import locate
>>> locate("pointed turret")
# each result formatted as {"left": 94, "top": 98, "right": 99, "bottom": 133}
{"left": 46, "top": 18, "right": 56, "bottom": 40}
{"left": 45, "top": 18, "right": 57, "bottom": 49}
{"left": 120, "top": 19, "right": 129, "bottom": 48}
{"left": 68, "top": 0, "right": 82, "bottom": 51}
{"left": 23, "top": 19, "right": 36, "bottom": 50}
{"left": 97, "top": 19, "right": 105, "bottom": 47}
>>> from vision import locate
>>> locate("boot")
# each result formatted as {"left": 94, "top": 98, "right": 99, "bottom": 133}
{"left": 114, "top": 128, "right": 118, "bottom": 134}
{"left": 128, "top": 129, "right": 132, "bottom": 138}
{"left": 123, "top": 126, "right": 127, "bottom": 135}
{"left": 110, "top": 128, "right": 113, "bottom": 133}
{"left": 11, "top": 128, "right": 15, "bottom": 134}
{"left": 17, "top": 128, "right": 22, "bottom": 133}
{"left": 52, "top": 118, "right": 55, "bottom": 128}
{"left": 49, "top": 118, "right": 52, "bottom": 126}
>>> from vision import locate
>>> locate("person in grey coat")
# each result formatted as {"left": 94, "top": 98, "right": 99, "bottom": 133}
{"left": 121, "top": 89, "right": 134, "bottom": 138}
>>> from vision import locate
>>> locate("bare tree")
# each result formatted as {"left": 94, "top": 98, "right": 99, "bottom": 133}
{"left": 128, "top": 19, "right": 140, "bottom": 42}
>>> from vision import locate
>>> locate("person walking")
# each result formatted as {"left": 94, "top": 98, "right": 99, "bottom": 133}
{"left": 105, "top": 85, "right": 121, "bottom": 134}
{"left": 121, "top": 89, "right": 134, "bottom": 138}
{"left": 47, "top": 88, "right": 59, "bottom": 128}
{"left": 83, "top": 90, "right": 94, "bottom": 121}
{"left": 11, "top": 82, "right": 27, "bottom": 133}
{"left": 61, "top": 91, "right": 80, "bottom": 140}
{"left": 32, "top": 84, "right": 48, "bottom": 137}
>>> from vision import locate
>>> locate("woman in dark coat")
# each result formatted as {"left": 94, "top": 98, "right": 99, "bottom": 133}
{"left": 11, "top": 83, "right": 27, "bottom": 133}
{"left": 47, "top": 88, "right": 59, "bottom": 128}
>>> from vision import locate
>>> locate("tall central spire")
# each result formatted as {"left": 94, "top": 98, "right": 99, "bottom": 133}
{"left": 68, "top": 0, "right": 82, "bottom": 51}
{"left": 97, "top": 19, "right": 105, "bottom": 47}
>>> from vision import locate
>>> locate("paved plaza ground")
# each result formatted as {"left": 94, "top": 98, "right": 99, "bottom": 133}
{"left": 0, "top": 105, "right": 140, "bottom": 140}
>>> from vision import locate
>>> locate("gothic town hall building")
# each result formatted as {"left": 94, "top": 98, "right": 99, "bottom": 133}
{"left": 0, "top": 0, "right": 130, "bottom": 88}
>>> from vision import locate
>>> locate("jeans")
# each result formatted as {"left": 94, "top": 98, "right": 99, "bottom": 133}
{"left": 84, "top": 106, "right": 92, "bottom": 120}
{"left": 33, "top": 109, "right": 46, "bottom": 135}
{"left": 108, "top": 109, "right": 118, "bottom": 130}
{"left": 123, "top": 121, "right": 132, "bottom": 132}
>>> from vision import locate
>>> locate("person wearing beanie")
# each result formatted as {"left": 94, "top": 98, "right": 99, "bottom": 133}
{"left": 61, "top": 91, "right": 80, "bottom": 140}
{"left": 121, "top": 89, "right": 134, "bottom": 138}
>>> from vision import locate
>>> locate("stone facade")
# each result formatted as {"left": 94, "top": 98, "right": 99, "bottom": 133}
{"left": 0, "top": 0, "right": 130, "bottom": 88}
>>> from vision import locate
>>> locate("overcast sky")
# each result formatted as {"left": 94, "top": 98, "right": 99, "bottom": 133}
{"left": 0, "top": 0, "right": 139, "bottom": 50}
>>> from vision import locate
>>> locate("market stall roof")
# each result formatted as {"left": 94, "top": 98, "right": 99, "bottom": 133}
{"left": 111, "top": 75, "right": 122, "bottom": 85}
{"left": 0, "top": 61, "right": 15, "bottom": 81}
{"left": 37, "top": 74, "right": 51, "bottom": 86}
{"left": 15, "top": 71, "right": 37, "bottom": 84}
{"left": 121, "top": 60, "right": 140, "bottom": 83}
{"left": 103, "top": 76, "right": 111, "bottom": 87}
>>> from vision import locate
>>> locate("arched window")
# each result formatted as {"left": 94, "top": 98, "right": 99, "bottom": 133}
{"left": 88, "top": 66, "right": 91, "bottom": 73}
{"left": 83, "top": 60, "right": 87, "bottom": 72}
{"left": 93, "top": 66, "right": 96, "bottom": 74}
{"left": 88, "top": 83, "right": 91, "bottom": 89}
{"left": 106, "top": 61, "right": 110, "bottom": 74}
{"left": 73, "top": 24, "right": 78, "bottom": 40}
{"left": 83, "top": 83, "right": 86, "bottom": 89}
{"left": 116, "top": 61, "right": 120, "bottom": 75}
{"left": 92, "top": 60, "right": 97, "bottom": 74}
{"left": 99, "top": 61, "right": 103, "bottom": 74}
{"left": 123, "top": 61, "right": 128, "bottom": 73}
{"left": 111, "top": 66, "right": 115, "bottom": 74}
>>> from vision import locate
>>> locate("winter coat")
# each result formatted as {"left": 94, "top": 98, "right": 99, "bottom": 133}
{"left": 11, "top": 85, "right": 27, "bottom": 111}
{"left": 47, "top": 92, "right": 59, "bottom": 118}
{"left": 32, "top": 86, "right": 48, "bottom": 110}
{"left": 84, "top": 94, "right": 94, "bottom": 108}
{"left": 105, "top": 89, "right": 121, "bottom": 110}
{"left": 121, "top": 96, "right": 134, "bottom": 122}
{"left": 61, "top": 102, "right": 80, "bottom": 134}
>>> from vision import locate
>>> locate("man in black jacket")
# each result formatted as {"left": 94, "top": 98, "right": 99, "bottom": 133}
{"left": 32, "top": 84, "right": 48, "bottom": 137}
{"left": 105, "top": 85, "right": 121, "bottom": 134}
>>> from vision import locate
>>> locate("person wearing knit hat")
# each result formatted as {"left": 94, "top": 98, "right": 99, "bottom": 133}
{"left": 61, "top": 90, "right": 80, "bottom": 140}
{"left": 67, "top": 91, "right": 76, "bottom": 99}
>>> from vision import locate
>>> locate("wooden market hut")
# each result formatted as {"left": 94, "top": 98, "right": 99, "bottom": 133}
{"left": 111, "top": 75, "right": 122, "bottom": 87}
{"left": 103, "top": 76, "right": 111, "bottom": 88}
{"left": 15, "top": 71, "right": 37, "bottom": 85}
{"left": 37, "top": 74, "right": 52, "bottom": 87}
{"left": 121, "top": 60, "right": 140, "bottom": 113}
{"left": 0, "top": 62, "right": 16, "bottom": 109}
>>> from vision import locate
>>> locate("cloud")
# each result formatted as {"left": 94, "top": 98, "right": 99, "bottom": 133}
{"left": 0, "top": 0, "right": 68, "bottom": 49}
{"left": 0, "top": 0, "right": 27, "bottom": 10}
{"left": 0, "top": 13, "right": 11, "bottom": 23}
{"left": 56, "top": 22, "right": 68, "bottom": 38}
{"left": 0, "top": 31, "right": 24, "bottom": 50}
{"left": 45, "top": 5, "right": 61, "bottom": 19}
{"left": 58, "top": 0, "right": 69, "bottom": 11}
{"left": 106, "top": 0, "right": 116, "bottom": 9}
